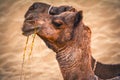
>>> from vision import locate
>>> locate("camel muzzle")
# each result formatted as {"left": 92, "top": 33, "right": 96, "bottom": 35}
{"left": 22, "top": 23, "right": 40, "bottom": 36}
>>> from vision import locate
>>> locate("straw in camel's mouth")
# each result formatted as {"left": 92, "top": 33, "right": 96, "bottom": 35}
{"left": 22, "top": 27, "right": 40, "bottom": 36}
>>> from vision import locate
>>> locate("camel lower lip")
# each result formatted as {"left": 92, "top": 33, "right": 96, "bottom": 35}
{"left": 22, "top": 27, "right": 39, "bottom": 36}
{"left": 22, "top": 30, "right": 34, "bottom": 36}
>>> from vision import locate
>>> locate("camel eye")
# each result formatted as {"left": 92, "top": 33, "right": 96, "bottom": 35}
{"left": 52, "top": 20, "right": 63, "bottom": 28}
{"left": 54, "top": 22, "right": 62, "bottom": 27}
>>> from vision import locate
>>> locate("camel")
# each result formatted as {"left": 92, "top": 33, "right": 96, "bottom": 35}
{"left": 23, "top": 10, "right": 96, "bottom": 80}
{"left": 22, "top": 2, "right": 120, "bottom": 80}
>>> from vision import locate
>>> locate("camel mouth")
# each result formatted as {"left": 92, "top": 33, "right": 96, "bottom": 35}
{"left": 22, "top": 27, "right": 40, "bottom": 36}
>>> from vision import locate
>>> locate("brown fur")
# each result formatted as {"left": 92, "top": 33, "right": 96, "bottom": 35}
{"left": 22, "top": 2, "right": 120, "bottom": 80}
{"left": 23, "top": 10, "right": 96, "bottom": 80}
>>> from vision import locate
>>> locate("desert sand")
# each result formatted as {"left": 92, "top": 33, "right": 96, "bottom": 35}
{"left": 0, "top": 0, "right": 120, "bottom": 80}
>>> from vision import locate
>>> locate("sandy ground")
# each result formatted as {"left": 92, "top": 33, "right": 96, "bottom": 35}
{"left": 0, "top": 0, "right": 120, "bottom": 80}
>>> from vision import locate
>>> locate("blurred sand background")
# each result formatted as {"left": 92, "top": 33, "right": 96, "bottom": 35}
{"left": 0, "top": 0, "right": 120, "bottom": 80}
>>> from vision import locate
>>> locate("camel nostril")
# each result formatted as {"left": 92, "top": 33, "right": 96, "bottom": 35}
{"left": 27, "top": 20, "right": 35, "bottom": 24}
{"left": 25, "top": 19, "right": 39, "bottom": 26}
{"left": 25, "top": 13, "right": 38, "bottom": 21}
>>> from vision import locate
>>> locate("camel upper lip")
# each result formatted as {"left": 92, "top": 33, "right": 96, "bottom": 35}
{"left": 22, "top": 27, "right": 40, "bottom": 36}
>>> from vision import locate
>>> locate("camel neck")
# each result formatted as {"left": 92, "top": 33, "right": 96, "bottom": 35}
{"left": 56, "top": 45, "right": 95, "bottom": 80}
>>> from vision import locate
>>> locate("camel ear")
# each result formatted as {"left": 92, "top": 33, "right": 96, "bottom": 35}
{"left": 73, "top": 11, "right": 83, "bottom": 27}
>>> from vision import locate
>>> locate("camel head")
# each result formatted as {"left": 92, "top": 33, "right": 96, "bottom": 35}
{"left": 22, "top": 10, "right": 84, "bottom": 52}
{"left": 22, "top": 2, "right": 76, "bottom": 36}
